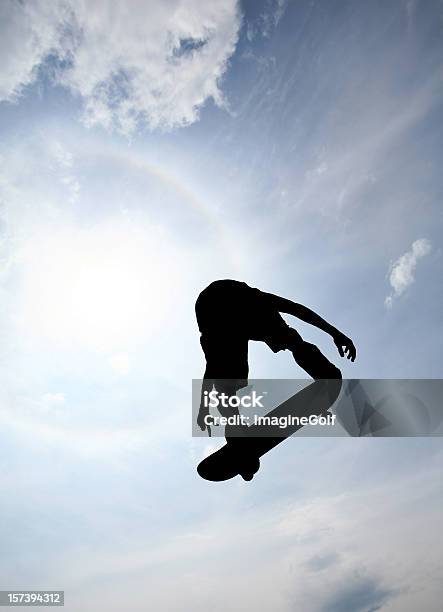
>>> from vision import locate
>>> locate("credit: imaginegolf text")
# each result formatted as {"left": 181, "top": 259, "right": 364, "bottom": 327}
{"left": 203, "top": 412, "right": 336, "bottom": 429}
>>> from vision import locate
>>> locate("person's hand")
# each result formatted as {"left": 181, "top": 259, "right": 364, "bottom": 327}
{"left": 197, "top": 407, "right": 211, "bottom": 436}
{"left": 333, "top": 331, "right": 356, "bottom": 362}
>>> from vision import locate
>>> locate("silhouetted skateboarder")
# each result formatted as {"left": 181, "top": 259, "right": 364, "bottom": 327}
{"left": 196, "top": 280, "right": 356, "bottom": 438}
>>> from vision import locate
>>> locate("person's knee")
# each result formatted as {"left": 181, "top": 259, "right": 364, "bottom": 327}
{"left": 318, "top": 359, "right": 342, "bottom": 380}
{"left": 296, "top": 341, "right": 320, "bottom": 358}
{"left": 286, "top": 330, "right": 304, "bottom": 351}
{"left": 329, "top": 364, "right": 342, "bottom": 379}
{"left": 293, "top": 341, "right": 341, "bottom": 380}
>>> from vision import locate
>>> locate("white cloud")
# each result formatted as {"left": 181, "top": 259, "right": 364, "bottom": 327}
{"left": 0, "top": 0, "right": 241, "bottom": 133}
{"left": 385, "top": 238, "right": 432, "bottom": 308}
{"left": 0, "top": 0, "right": 67, "bottom": 101}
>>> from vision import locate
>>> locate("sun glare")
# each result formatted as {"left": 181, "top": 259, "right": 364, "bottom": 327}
{"left": 16, "top": 219, "right": 178, "bottom": 352}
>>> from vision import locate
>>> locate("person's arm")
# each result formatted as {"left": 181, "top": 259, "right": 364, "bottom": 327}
{"left": 197, "top": 371, "right": 213, "bottom": 435}
{"left": 262, "top": 292, "right": 357, "bottom": 361}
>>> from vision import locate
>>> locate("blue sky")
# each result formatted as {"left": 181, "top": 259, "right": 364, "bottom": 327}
{"left": 0, "top": 1, "right": 442, "bottom": 610}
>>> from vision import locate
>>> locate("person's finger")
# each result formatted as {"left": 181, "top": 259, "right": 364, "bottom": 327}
{"left": 338, "top": 344, "right": 344, "bottom": 357}
{"left": 352, "top": 346, "right": 357, "bottom": 361}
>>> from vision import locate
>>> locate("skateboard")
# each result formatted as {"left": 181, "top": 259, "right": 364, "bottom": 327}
{"left": 197, "top": 378, "right": 342, "bottom": 482}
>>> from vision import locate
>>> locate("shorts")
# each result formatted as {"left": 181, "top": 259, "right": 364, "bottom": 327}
{"left": 200, "top": 310, "right": 300, "bottom": 383}
{"left": 248, "top": 310, "right": 298, "bottom": 353}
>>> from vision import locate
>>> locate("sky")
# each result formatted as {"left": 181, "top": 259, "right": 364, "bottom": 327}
{"left": 0, "top": 0, "right": 442, "bottom": 610}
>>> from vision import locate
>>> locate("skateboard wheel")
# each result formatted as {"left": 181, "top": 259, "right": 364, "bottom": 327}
{"left": 240, "top": 471, "right": 255, "bottom": 481}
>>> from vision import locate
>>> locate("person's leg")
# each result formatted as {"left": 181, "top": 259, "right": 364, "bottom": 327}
{"left": 256, "top": 310, "right": 341, "bottom": 380}
{"left": 214, "top": 380, "right": 249, "bottom": 437}
{"left": 285, "top": 328, "right": 342, "bottom": 380}
{"left": 213, "top": 380, "right": 260, "bottom": 480}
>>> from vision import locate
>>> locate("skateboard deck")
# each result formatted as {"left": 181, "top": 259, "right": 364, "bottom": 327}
{"left": 197, "top": 379, "right": 342, "bottom": 482}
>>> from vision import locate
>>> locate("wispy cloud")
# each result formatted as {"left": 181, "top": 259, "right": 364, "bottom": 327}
{"left": 50, "top": 140, "right": 80, "bottom": 203}
{"left": 0, "top": 0, "right": 241, "bottom": 133}
{"left": 385, "top": 238, "right": 432, "bottom": 308}
{"left": 0, "top": 0, "right": 66, "bottom": 101}
{"left": 10, "top": 441, "right": 439, "bottom": 611}
{"left": 246, "top": 0, "right": 288, "bottom": 40}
